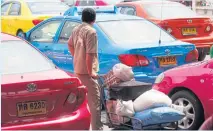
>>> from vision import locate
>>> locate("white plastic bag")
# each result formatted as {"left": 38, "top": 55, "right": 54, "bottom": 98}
{"left": 133, "top": 89, "right": 172, "bottom": 112}
{"left": 106, "top": 100, "right": 130, "bottom": 125}
{"left": 115, "top": 100, "right": 135, "bottom": 117}
{"left": 170, "top": 104, "right": 185, "bottom": 113}
{"left": 112, "top": 63, "right": 134, "bottom": 82}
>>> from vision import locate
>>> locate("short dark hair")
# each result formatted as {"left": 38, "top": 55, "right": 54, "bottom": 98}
{"left": 81, "top": 8, "right": 96, "bottom": 23}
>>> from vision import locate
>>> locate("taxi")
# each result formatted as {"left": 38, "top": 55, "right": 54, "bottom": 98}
{"left": 117, "top": 0, "right": 213, "bottom": 61}
{"left": 1, "top": 0, "right": 69, "bottom": 37}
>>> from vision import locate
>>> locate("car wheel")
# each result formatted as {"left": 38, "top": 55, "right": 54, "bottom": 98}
{"left": 17, "top": 30, "right": 25, "bottom": 39}
{"left": 171, "top": 90, "right": 204, "bottom": 130}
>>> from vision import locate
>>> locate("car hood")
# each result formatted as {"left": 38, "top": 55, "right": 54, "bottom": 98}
{"left": 164, "top": 60, "right": 208, "bottom": 76}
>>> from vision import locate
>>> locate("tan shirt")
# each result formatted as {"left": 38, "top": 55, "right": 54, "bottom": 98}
{"left": 68, "top": 22, "right": 99, "bottom": 75}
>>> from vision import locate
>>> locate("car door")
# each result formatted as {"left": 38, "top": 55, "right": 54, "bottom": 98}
{"left": 7, "top": 2, "right": 21, "bottom": 36}
{"left": 1, "top": 2, "right": 12, "bottom": 34}
{"left": 28, "top": 19, "right": 63, "bottom": 60}
{"left": 53, "top": 20, "right": 80, "bottom": 72}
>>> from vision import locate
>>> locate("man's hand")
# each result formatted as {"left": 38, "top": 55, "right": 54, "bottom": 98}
{"left": 90, "top": 72, "right": 99, "bottom": 79}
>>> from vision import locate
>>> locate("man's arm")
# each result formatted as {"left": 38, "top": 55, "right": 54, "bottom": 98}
{"left": 86, "top": 32, "right": 98, "bottom": 78}
{"left": 68, "top": 35, "right": 74, "bottom": 56}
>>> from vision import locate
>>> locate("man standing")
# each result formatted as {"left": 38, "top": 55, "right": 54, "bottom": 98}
{"left": 68, "top": 8, "right": 102, "bottom": 130}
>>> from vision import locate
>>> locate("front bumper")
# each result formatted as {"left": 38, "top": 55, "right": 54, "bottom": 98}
{"left": 2, "top": 101, "right": 90, "bottom": 130}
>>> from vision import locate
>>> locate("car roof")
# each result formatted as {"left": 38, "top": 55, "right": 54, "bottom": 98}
{"left": 123, "top": 0, "right": 178, "bottom": 4}
{"left": 56, "top": 13, "right": 143, "bottom": 22}
{"left": 4, "top": 0, "right": 60, "bottom": 3}
{"left": 1, "top": 33, "right": 22, "bottom": 41}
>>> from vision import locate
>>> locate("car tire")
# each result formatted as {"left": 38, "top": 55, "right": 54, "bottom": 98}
{"left": 17, "top": 30, "right": 25, "bottom": 39}
{"left": 171, "top": 90, "right": 204, "bottom": 130}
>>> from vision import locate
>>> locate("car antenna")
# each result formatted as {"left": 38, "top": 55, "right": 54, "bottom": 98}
{"left": 159, "top": 0, "right": 164, "bottom": 45}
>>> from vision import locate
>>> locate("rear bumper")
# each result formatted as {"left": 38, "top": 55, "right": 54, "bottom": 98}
{"left": 134, "top": 73, "right": 157, "bottom": 84}
{"left": 180, "top": 34, "right": 213, "bottom": 48}
{"left": 2, "top": 101, "right": 90, "bottom": 130}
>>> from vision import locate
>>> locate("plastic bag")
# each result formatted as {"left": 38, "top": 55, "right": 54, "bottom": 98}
{"left": 112, "top": 63, "right": 134, "bottom": 82}
{"left": 133, "top": 89, "right": 172, "bottom": 112}
{"left": 115, "top": 100, "right": 135, "bottom": 117}
{"left": 132, "top": 107, "right": 185, "bottom": 129}
{"left": 106, "top": 100, "right": 130, "bottom": 125}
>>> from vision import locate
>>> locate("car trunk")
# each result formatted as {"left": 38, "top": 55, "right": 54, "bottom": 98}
{"left": 1, "top": 69, "right": 81, "bottom": 126}
{"left": 160, "top": 17, "right": 212, "bottom": 39}
{"left": 119, "top": 41, "right": 196, "bottom": 75}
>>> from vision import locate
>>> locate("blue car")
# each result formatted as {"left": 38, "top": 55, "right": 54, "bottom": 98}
{"left": 25, "top": 6, "right": 198, "bottom": 83}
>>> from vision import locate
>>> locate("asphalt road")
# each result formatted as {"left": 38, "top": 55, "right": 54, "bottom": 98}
{"left": 93, "top": 55, "right": 211, "bottom": 131}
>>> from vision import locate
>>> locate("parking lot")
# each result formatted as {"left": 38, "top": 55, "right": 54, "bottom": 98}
{"left": 1, "top": 0, "right": 213, "bottom": 130}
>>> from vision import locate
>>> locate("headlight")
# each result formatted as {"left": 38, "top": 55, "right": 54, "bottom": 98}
{"left": 155, "top": 73, "right": 165, "bottom": 84}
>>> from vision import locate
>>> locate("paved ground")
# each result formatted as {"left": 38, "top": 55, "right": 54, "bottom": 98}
{"left": 92, "top": 55, "right": 211, "bottom": 130}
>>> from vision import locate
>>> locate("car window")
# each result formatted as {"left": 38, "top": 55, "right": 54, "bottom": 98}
{"left": 102, "top": 0, "right": 124, "bottom": 5}
{"left": 78, "top": 0, "right": 96, "bottom": 6}
{"left": 1, "top": 3, "right": 10, "bottom": 15}
{"left": 30, "top": 20, "right": 61, "bottom": 43}
{"left": 142, "top": 2, "right": 197, "bottom": 19}
{"left": 27, "top": 2, "right": 69, "bottom": 14}
{"left": 0, "top": 40, "right": 55, "bottom": 75}
{"left": 98, "top": 20, "right": 175, "bottom": 45}
{"left": 8, "top": 3, "right": 21, "bottom": 15}
{"left": 58, "top": 21, "right": 80, "bottom": 43}
{"left": 123, "top": 7, "right": 136, "bottom": 16}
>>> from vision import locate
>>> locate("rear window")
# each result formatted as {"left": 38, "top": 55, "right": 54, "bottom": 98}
{"left": 27, "top": 2, "right": 69, "bottom": 14}
{"left": 142, "top": 2, "right": 197, "bottom": 19}
{"left": 0, "top": 40, "right": 55, "bottom": 75}
{"left": 98, "top": 20, "right": 175, "bottom": 45}
{"left": 78, "top": 0, "right": 96, "bottom": 6}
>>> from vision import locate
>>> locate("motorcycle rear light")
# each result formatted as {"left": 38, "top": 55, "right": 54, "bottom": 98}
{"left": 185, "top": 49, "right": 198, "bottom": 62}
{"left": 119, "top": 54, "right": 149, "bottom": 67}
{"left": 32, "top": 19, "right": 43, "bottom": 25}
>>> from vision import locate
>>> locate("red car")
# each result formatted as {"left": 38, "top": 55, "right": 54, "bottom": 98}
{"left": 153, "top": 59, "right": 213, "bottom": 130}
{"left": 1, "top": 33, "right": 90, "bottom": 130}
{"left": 75, "top": 0, "right": 124, "bottom": 6}
{"left": 117, "top": 0, "right": 213, "bottom": 61}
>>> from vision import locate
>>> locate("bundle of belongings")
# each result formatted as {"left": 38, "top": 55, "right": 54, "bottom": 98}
{"left": 103, "top": 63, "right": 185, "bottom": 129}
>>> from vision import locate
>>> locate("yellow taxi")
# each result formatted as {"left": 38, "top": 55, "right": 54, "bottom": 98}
{"left": 1, "top": 0, "right": 69, "bottom": 37}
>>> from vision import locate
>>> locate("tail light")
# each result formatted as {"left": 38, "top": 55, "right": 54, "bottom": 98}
{"left": 205, "top": 25, "right": 212, "bottom": 32}
{"left": 119, "top": 54, "right": 149, "bottom": 67}
{"left": 159, "top": 21, "right": 173, "bottom": 34}
{"left": 185, "top": 49, "right": 198, "bottom": 62}
{"left": 64, "top": 86, "right": 87, "bottom": 111}
{"left": 32, "top": 19, "right": 43, "bottom": 25}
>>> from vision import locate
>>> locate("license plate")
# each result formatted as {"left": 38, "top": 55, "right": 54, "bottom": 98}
{"left": 182, "top": 28, "right": 197, "bottom": 35}
{"left": 17, "top": 101, "right": 47, "bottom": 117}
{"left": 158, "top": 56, "right": 177, "bottom": 66}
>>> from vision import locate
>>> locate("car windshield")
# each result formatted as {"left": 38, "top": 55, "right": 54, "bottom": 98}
{"left": 0, "top": 40, "right": 55, "bottom": 75}
{"left": 27, "top": 2, "right": 69, "bottom": 14}
{"left": 98, "top": 20, "right": 175, "bottom": 45}
{"left": 142, "top": 2, "right": 197, "bottom": 19}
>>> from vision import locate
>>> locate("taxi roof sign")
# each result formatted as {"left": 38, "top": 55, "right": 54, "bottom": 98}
{"left": 64, "top": 5, "right": 118, "bottom": 16}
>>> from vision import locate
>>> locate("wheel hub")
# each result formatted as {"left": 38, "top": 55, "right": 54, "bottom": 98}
{"left": 174, "top": 98, "right": 195, "bottom": 129}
